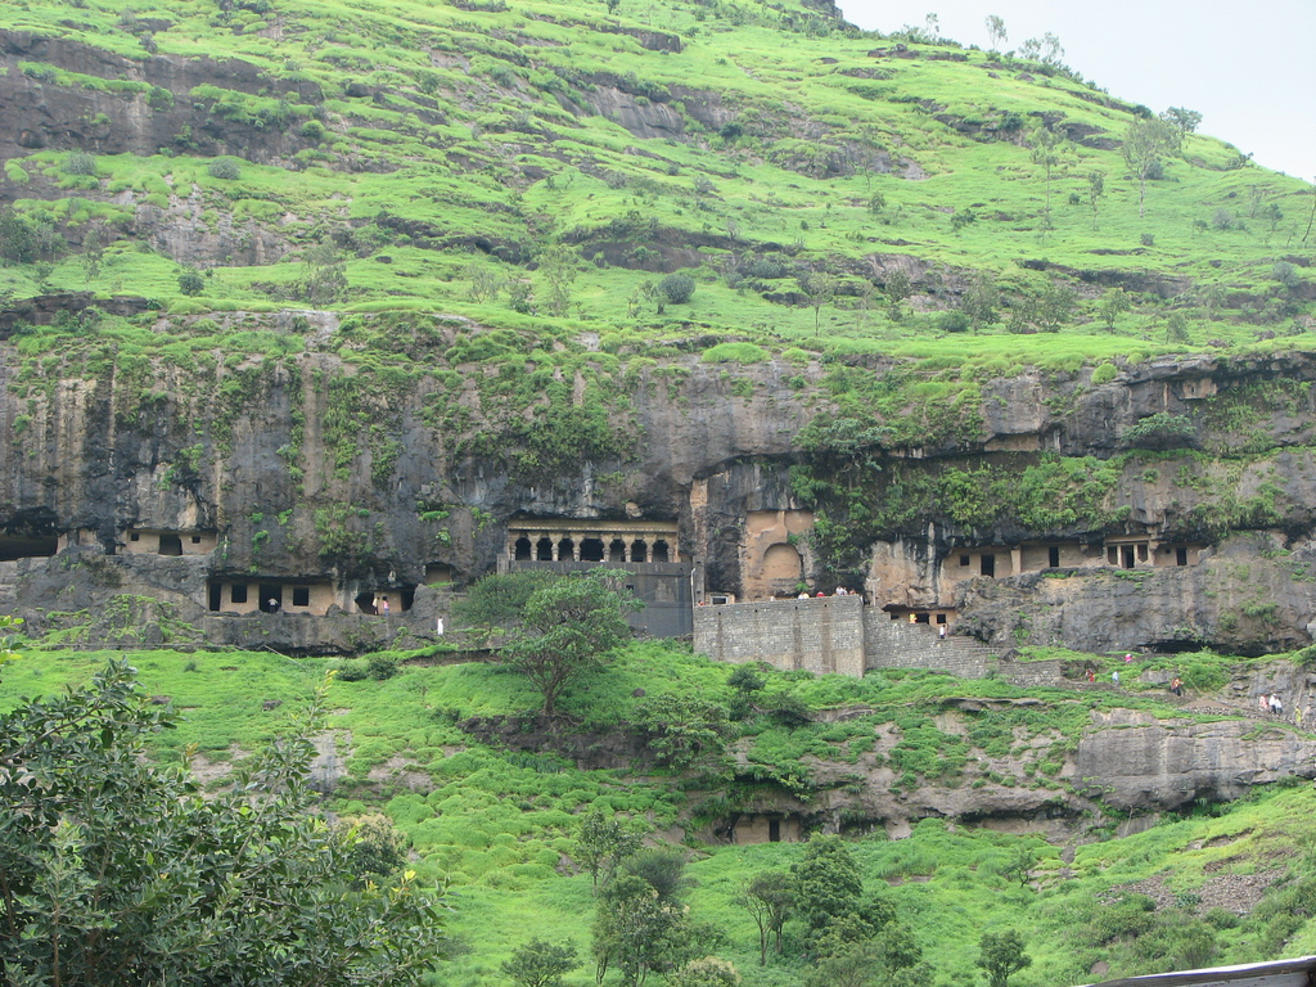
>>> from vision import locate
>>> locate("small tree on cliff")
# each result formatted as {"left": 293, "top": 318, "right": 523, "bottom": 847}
{"left": 503, "top": 569, "right": 641, "bottom": 717}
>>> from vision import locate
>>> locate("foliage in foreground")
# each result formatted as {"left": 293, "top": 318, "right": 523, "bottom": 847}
{"left": 0, "top": 655, "right": 446, "bottom": 985}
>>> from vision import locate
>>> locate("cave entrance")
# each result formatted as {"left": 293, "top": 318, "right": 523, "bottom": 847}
{"left": 980, "top": 554, "right": 995, "bottom": 577}
{"left": 259, "top": 584, "right": 282, "bottom": 613}
{"left": 514, "top": 537, "right": 532, "bottom": 561}
{"left": 158, "top": 534, "right": 183, "bottom": 556}
{"left": 1122, "top": 545, "right": 1135, "bottom": 569}
{"left": 354, "top": 591, "right": 377, "bottom": 614}
{"left": 208, "top": 582, "right": 222, "bottom": 612}
{"left": 580, "top": 537, "right": 605, "bottom": 562}
{"left": 0, "top": 534, "right": 57, "bottom": 561}
{"left": 609, "top": 538, "right": 626, "bottom": 562}
{"left": 536, "top": 537, "right": 553, "bottom": 561}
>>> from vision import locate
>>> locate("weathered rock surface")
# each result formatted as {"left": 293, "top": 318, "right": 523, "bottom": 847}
{"left": 1074, "top": 709, "right": 1316, "bottom": 811}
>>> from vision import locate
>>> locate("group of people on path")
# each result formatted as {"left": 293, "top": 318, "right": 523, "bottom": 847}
{"left": 1260, "top": 692, "right": 1284, "bottom": 716}
{"left": 1083, "top": 656, "right": 1182, "bottom": 697}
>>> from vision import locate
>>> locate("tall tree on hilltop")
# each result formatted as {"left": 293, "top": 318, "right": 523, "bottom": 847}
{"left": 985, "top": 14, "right": 1007, "bottom": 52}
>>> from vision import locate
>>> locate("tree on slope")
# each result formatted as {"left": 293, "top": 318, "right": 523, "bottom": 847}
{"left": 1123, "top": 117, "right": 1181, "bottom": 218}
{"left": 503, "top": 569, "right": 640, "bottom": 716}
{"left": 977, "top": 929, "right": 1032, "bottom": 987}
{"left": 0, "top": 654, "right": 446, "bottom": 985}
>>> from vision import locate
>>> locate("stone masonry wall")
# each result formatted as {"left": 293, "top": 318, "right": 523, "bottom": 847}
{"left": 862, "top": 610, "right": 995, "bottom": 677}
{"left": 693, "top": 596, "right": 865, "bottom": 676}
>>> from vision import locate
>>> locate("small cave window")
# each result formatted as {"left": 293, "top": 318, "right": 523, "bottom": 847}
{"left": 191, "top": 535, "right": 202, "bottom": 544}
{"left": 915, "top": 612, "right": 930, "bottom": 624}
{"left": 536, "top": 537, "right": 553, "bottom": 561}
{"left": 514, "top": 536, "right": 532, "bottom": 561}
{"left": 230, "top": 583, "right": 248, "bottom": 604}
{"left": 129, "top": 532, "right": 140, "bottom": 542}
{"left": 936, "top": 613, "right": 947, "bottom": 624}
{"left": 1176, "top": 546, "right": 1188, "bottom": 566}
{"left": 651, "top": 539, "right": 670, "bottom": 563}
{"left": 959, "top": 554, "right": 970, "bottom": 566}
{"left": 292, "top": 586, "right": 310, "bottom": 607}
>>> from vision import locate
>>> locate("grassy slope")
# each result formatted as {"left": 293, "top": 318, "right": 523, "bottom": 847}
{"left": 0, "top": 0, "right": 1309, "bottom": 367}
{"left": 4, "top": 642, "right": 1316, "bottom": 985}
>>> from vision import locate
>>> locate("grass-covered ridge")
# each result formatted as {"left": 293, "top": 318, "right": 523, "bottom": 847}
{"left": 0, "top": 0, "right": 1309, "bottom": 366}
{"left": 3, "top": 640, "right": 1315, "bottom": 985}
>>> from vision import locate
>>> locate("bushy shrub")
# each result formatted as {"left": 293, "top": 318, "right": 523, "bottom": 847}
{"left": 207, "top": 158, "right": 241, "bottom": 180}
{"left": 659, "top": 272, "right": 695, "bottom": 305}
{"left": 1091, "top": 362, "right": 1118, "bottom": 384}
{"left": 335, "top": 659, "right": 369, "bottom": 682}
{"left": 177, "top": 268, "right": 205, "bottom": 296}
{"left": 64, "top": 152, "right": 96, "bottom": 175}
{"left": 367, "top": 654, "right": 399, "bottom": 680}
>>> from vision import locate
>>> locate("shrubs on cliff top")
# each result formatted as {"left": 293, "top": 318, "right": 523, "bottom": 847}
{"left": 701, "top": 342, "right": 769, "bottom": 364}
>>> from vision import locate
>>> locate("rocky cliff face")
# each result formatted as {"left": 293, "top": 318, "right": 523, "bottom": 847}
{"left": 3, "top": 313, "right": 1316, "bottom": 656}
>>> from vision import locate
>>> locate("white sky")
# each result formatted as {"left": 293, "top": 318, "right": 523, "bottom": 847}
{"left": 836, "top": 0, "right": 1316, "bottom": 184}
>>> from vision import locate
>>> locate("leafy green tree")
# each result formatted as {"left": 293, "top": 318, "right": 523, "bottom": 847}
{"left": 503, "top": 569, "right": 640, "bottom": 716}
{"left": 575, "top": 808, "right": 645, "bottom": 887}
{"left": 464, "top": 261, "right": 500, "bottom": 303}
{"left": 959, "top": 273, "right": 1000, "bottom": 333}
{"left": 1031, "top": 278, "right": 1078, "bottom": 332}
{"left": 977, "top": 929, "right": 1032, "bottom": 987}
{"left": 1029, "top": 126, "right": 1070, "bottom": 230}
{"left": 178, "top": 267, "right": 206, "bottom": 296}
{"left": 659, "top": 272, "right": 696, "bottom": 305}
{"left": 1088, "top": 170, "right": 1104, "bottom": 230}
{"left": 1098, "top": 287, "right": 1131, "bottom": 330}
{"left": 743, "top": 871, "right": 794, "bottom": 964}
{"left": 592, "top": 874, "right": 688, "bottom": 986}
{"left": 620, "top": 848, "right": 691, "bottom": 901}
{"left": 1165, "top": 310, "right": 1190, "bottom": 343}
{"left": 0, "top": 659, "right": 446, "bottom": 985}
{"left": 1160, "top": 106, "right": 1202, "bottom": 139}
{"left": 537, "top": 244, "right": 578, "bottom": 317}
{"left": 501, "top": 937, "right": 579, "bottom": 987}
{"left": 793, "top": 834, "right": 862, "bottom": 935}
{"left": 798, "top": 270, "right": 835, "bottom": 336}
{"left": 884, "top": 269, "right": 912, "bottom": 320}
{"left": 635, "top": 692, "right": 731, "bottom": 772}
{"left": 454, "top": 570, "right": 556, "bottom": 636}
{"left": 1123, "top": 117, "right": 1181, "bottom": 218}
{"left": 0, "top": 206, "right": 37, "bottom": 264}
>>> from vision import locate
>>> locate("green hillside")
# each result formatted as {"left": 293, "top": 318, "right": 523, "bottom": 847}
{"left": 4, "top": 643, "right": 1316, "bottom": 986}
{"left": 4, "top": 2, "right": 1316, "bottom": 984}
{"left": 0, "top": 0, "right": 1310, "bottom": 366}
